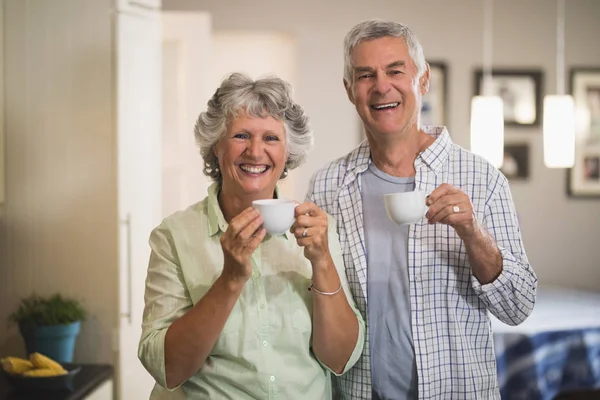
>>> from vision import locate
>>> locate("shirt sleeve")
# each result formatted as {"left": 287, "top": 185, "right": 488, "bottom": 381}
{"left": 470, "top": 175, "right": 538, "bottom": 326}
{"left": 318, "top": 214, "right": 366, "bottom": 376}
{"left": 138, "top": 221, "right": 193, "bottom": 390}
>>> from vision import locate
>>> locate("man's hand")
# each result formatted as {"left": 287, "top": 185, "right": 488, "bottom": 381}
{"left": 425, "top": 183, "right": 477, "bottom": 239}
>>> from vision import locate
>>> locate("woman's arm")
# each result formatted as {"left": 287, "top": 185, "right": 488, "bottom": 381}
{"left": 162, "top": 275, "right": 244, "bottom": 388}
{"left": 138, "top": 208, "right": 265, "bottom": 389}
{"left": 291, "top": 205, "right": 365, "bottom": 374}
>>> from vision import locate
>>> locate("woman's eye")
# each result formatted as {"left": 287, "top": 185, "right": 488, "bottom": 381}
{"left": 233, "top": 133, "right": 249, "bottom": 139}
{"left": 266, "top": 136, "right": 280, "bottom": 141}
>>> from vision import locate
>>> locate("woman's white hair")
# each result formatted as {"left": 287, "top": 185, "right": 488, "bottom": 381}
{"left": 194, "top": 72, "right": 313, "bottom": 184}
{"left": 343, "top": 19, "right": 427, "bottom": 84}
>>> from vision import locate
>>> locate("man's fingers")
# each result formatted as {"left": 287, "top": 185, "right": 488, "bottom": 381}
{"left": 426, "top": 193, "right": 464, "bottom": 218}
{"left": 426, "top": 183, "right": 458, "bottom": 206}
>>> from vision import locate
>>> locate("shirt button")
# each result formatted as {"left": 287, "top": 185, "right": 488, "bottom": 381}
{"left": 262, "top": 341, "right": 268, "bottom": 347}
{"left": 269, "top": 376, "right": 275, "bottom": 382}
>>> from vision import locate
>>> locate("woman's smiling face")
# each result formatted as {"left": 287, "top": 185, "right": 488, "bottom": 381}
{"left": 214, "top": 110, "right": 287, "bottom": 200}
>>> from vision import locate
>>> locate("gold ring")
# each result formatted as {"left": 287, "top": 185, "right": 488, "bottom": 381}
{"left": 453, "top": 205, "right": 460, "bottom": 213}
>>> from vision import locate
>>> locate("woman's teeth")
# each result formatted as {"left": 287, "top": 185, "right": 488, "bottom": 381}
{"left": 240, "top": 165, "right": 268, "bottom": 174}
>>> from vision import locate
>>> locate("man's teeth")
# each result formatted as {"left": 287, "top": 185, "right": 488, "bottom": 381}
{"left": 240, "top": 165, "right": 268, "bottom": 173}
{"left": 372, "top": 102, "right": 399, "bottom": 110}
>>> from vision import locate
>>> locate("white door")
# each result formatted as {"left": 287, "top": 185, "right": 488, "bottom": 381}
{"left": 117, "top": 8, "right": 162, "bottom": 400}
{"left": 162, "top": 12, "right": 213, "bottom": 217}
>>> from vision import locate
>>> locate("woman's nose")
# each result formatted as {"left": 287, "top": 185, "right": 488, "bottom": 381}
{"left": 245, "top": 138, "right": 263, "bottom": 157}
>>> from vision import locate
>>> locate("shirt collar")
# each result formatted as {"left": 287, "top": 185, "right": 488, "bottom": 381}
{"left": 206, "top": 182, "right": 290, "bottom": 240}
{"left": 418, "top": 125, "right": 452, "bottom": 172}
{"left": 207, "top": 183, "right": 226, "bottom": 237}
{"left": 344, "top": 125, "right": 451, "bottom": 181}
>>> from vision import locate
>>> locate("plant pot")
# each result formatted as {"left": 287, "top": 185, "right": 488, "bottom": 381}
{"left": 19, "top": 321, "right": 81, "bottom": 363}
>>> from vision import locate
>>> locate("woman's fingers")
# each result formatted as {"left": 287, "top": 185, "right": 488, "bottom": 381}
{"left": 237, "top": 212, "right": 264, "bottom": 241}
{"left": 228, "top": 207, "right": 261, "bottom": 236}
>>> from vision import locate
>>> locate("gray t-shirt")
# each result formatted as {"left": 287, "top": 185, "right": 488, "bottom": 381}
{"left": 362, "top": 162, "right": 418, "bottom": 400}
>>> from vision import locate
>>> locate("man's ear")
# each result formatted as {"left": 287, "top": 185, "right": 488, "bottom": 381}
{"left": 344, "top": 78, "right": 356, "bottom": 105}
{"left": 419, "top": 63, "right": 431, "bottom": 96}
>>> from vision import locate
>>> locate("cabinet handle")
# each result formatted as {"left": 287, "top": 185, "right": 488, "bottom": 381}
{"left": 120, "top": 214, "right": 133, "bottom": 324}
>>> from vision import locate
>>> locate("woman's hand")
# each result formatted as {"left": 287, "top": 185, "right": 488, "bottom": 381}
{"left": 220, "top": 207, "right": 266, "bottom": 285}
{"left": 291, "top": 202, "right": 332, "bottom": 268}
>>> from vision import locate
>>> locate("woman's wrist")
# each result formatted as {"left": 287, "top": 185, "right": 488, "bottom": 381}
{"left": 217, "top": 269, "right": 248, "bottom": 293}
{"left": 309, "top": 253, "right": 335, "bottom": 273}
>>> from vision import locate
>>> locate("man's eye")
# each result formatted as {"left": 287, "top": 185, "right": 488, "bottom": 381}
{"left": 390, "top": 70, "right": 402, "bottom": 75}
{"left": 358, "top": 74, "right": 373, "bottom": 80}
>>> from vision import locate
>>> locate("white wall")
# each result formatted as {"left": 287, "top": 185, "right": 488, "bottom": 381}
{"left": 0, "top": 0, "right": 117, "bottom": 362}
{"left": 164, "top": 0, "right": 600, "bottom": 290}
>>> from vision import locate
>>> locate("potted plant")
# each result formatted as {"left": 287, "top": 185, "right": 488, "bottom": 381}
{"left": 9, "top": 294, "right": 87, "bottom": 363}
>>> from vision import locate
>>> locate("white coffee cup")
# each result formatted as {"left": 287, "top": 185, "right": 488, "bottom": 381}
{"left": 383, "top": 190, "right": 429, "bottom": 225}
{"left": 252, "top": 199, "right": 296, "bottom": 235}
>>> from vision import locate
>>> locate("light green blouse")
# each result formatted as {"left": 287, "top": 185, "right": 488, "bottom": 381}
{"left": 138, "top": 183, "right": 365, "bottom": 399}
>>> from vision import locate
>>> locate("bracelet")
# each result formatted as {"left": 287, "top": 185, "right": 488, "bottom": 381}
{"left": 308, "top": 282, "right": 342, "bottom": 296}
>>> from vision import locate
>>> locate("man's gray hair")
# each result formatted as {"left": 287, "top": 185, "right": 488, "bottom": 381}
{"left": 194, "top": 72, "right": 313, "bottom": 184}
{"left": 343, "top": 19, "right": 427, "bottom": 84}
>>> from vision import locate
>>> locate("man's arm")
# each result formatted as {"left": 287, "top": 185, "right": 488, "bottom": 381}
{"left": 468, "top": 178, "right": 537, "bottom": 326}
{"left": 426, "top": 179, "right": 537, "bottom": 326}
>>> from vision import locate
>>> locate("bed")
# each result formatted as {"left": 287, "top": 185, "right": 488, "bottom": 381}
{"left": 489, "top": 286, "right": 600, "bottom": 400}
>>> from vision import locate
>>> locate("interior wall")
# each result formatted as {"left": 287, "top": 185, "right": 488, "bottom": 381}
{"left": 0, "top": 0, "right": 117, "bottom": 363}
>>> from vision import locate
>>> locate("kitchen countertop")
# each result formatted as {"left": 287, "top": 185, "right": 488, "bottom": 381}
{"left": 0, "top": 364, "right": 113, "bottom": 400}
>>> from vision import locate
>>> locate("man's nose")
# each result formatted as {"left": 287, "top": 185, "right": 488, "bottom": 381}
{"left": 374, "top": 74, "right": 392, "bottom": 95}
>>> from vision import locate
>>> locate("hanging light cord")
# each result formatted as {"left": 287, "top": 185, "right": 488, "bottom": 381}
{"left": 556, "top": 0, "right": 566, "bottom": 95}
{"left": 483, "top": 0, "right": 494, "bottom": 95}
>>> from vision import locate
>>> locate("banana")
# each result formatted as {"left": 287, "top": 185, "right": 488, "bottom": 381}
{"left": 1, "top": 356, "right": 35, "bottom": 375}
{"left": 23, "top": 368, "right": 67, "bottom": 377}
{"left": 29, "top": 353, "right": 67, "bottom": 374}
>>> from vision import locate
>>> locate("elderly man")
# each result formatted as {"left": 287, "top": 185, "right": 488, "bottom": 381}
{"left": 307, "top": 19, "right": 537, "bottom": 400}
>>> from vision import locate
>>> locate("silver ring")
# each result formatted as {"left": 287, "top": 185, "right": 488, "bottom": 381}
{"left": 302, "top": 228, "right": 308, "bottom": 237}
{"left": 453, "top": 205, "right": 460, "bottom": 213}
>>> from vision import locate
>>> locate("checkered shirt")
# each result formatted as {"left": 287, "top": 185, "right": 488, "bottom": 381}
{"left": 306, "top": 126, "right": 538, "bottom": 399}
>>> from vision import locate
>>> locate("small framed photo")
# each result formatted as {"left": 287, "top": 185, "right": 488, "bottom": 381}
{"left": 474, "top": 69, "right": 543, "bottom": 127}
{"left": 421, "top": 61, "right": 448, "bottom": 126}
{"left": 500, "top": 143, "right": 530, "bottom": 180}
{"left": 568, "top": 67, "right": 600, "bottom": 198}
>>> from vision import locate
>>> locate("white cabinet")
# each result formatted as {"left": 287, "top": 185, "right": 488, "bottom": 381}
{"left": 1, "top": 1, "right": 161, "bottom": 399}
{"left": 86, "top": 380, "right": 115, "bottom": 400}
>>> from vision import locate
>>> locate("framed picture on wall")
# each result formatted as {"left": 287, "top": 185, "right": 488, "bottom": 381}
{"left": 568, "top": 67, "right": 600, "bottom": 198}
{"left": 500, "top": 143, "right": 530, "bottom": 180}
{"left": 474, "top": 69, "right": 543, "bottom": 127}
{"left": 421, "top": 61, "right": 448, "bottom": 127}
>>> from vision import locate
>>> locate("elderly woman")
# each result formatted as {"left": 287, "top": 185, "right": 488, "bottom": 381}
{"left": 138, "top": 72, "right": 365, "bottom": 399}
